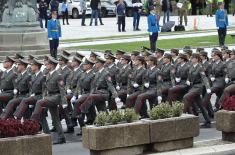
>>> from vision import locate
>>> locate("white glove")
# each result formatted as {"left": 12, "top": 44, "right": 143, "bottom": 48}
{"left": 70, "top": 96, "right": 77, "bottom": 103}
{"left": 133, "top": 83, "right": 139, "bottom": 88}
{"left": 144, "top": 83, "right": 150, "bottom": 88}
{"left": 30, "top": 93, "right": 35, "bottom": 97}
{"left": 13, "top": 89, "right": 18, "bottom": 95}
{"left": 116, "top": 86, "right": 120, "bottom": 91}
{"left": 175, "top": 78, "right": 181, "bottom": 83}
{"left": 115, "top": 97, "right": 121, "bottom": 104}
{"left": 186, "top": 81, "right": 190, "bottom": 86}
{"left": 0, "top": 90, "right": 2, "bottom": 93}
{"left": 210, "top": 77, "right": 215, "bottom": 82}
{"left": 157, "top": 96, "right": 162, "bottom": 103}
{"left": 207, "top": 89, "right": 212, "bottom": 94}
{"left": 49, "top": 38, "right": 53, "bottom": 40}
{"left": 78, "top": 95, "right": 82, "bottom": 99}
{"left": 127, "top": 94, "right": 130, "bottom": 97}
{"left": 225, "top": 78, "right": 229, "bottom": 84}
{"left": 116, "top": 101, "right": 123, "bottom": 109}
{"left": 149, "top": 32, "right": 153, "bottom": 35}
{"left": 67, "top": 89, "right": 72, "bottom": 94}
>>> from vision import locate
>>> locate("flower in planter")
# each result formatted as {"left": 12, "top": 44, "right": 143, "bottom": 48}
{"left": 95, "top": 112, "right": 109, "bottom": 126}
{"left": 221, "top": 96, "right": 235, "bottom": 111}
{"left": 108, "top": 110, "right": 123, "bottom": 125}
{"left": 150, "top": 103, "right": 173, "bottom": 120}
{"left": 123, "top": 108, "right": 139, "bottom": 123}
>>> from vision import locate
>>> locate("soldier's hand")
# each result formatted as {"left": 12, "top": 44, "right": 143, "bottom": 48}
{"left": 127, "top": 94, "right": 130, "bottom": 97}
{"left": 115, "top": 97, "right": 121, "bottom": 104}
{"left": 225, "top": 78, "right": 229, "bottom": 84}
{"left": 70, "top": 96, "right": 77, "bottom": 103}
{"left": 210, "top": 77, "right": 215, "bottom": 82}
{"left": 133, "top": 83, "right": 139, "bottom": 88}
{"left": 186, "top": 80, "right": 190, "bottom": 86}
{"left": 31, "top": 93, "right": 35, "bottom": 97}
{"left": 157, "top": 96, "right": 162, "bottom": 103}
{"left": 175, "top": 78, "right": 181, "bottom": 83}
{"left": 13, "top": 89, "right": 18, "bottom": 95}
{"left": 67, "top": 89, "right": 72, "bottom": 94}
{"left": 144, "top": 83, "right": 150, "bottom": 88}
{"left": 0, "top": 90, "right": 1, "bottom": 94}
{"left": 116, "top": 85, "right": 120, "bottom": 91}
{"left": 206, "top": 89, "right": 212, "bottom": 94}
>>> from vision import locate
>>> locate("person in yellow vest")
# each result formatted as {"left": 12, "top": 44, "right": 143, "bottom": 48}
{"left": 206, "top": 0, "right": 213, "bottom": 17}
{"left": 178, "top": 0, "right": 190, "bottom": 26}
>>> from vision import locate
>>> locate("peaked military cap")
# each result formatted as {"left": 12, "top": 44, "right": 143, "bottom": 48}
{"left": 221, "top": 46, "right": 228, "bottom": 51}
{"left": 184, "top": 49, "right": 193, "bottom": 56}
{"left": 164, "top": 53, "right": 172, "bottom": 60}
{"left": 143, "top": 50, "right": 153, "bottom": 57}
{"left": 83, "top": 58, "right": 95, "bottom": 65}
{"left": 116, "top": 49, "right": 125, "bottom": 55}
{"left": 131, "top": 51, "right": 140, "bottom": 56}
{"left": 214, "top": 51, "right": 223, "bottom": 60}
{"left": 142, "top": 46, "right": 151, "bottom": 51}
{"left": 122, "top": 54, "right": 131, "bottom": 61}
{"left": 4, "top": 56, "right": 15, "bottom": 63}
{"left": 43, "top": 55, "right": 49, "bottom": 60}
{"left": 14, "top": 53, "right": 24, "bottom": 59}
{"left": 183, "top": 46, "right": 191, "bottom": 51}
{"left": 105, "top": 53, "right": 116, "bottom": 60}
{"left": 96, "top": 57, "right": 106, "bottom": 64}
{"left": 28, "top": 55, "right": 35, "bottom": 60}
{"left": 147, "top": 55, "right": 157, "bottom": 62}
{"left": 104, "top": 49, "right": 113, "bottom": 55}
{"left": 171, "top": 48, "right": 179, "bottom": 55}
{"left": 191, "top": 53, "right": 201, "bottom": 60}
{"left": 32, "top": 58, "right": 43, "bottom": 67}
{"left": 196, "top": 47, "right": 204, "bottom": 53}
{"left": 58, "top": 54, "right": 69, "bottom": 62}
{"left": 200, "top": 51, "right": 208, "bottom": 57}
{"left": 72, "top": 56, "right": 82, "bottom": 63}
{"left": 62, "top": 50, "right": 71, "bottom": 57}
{"left": 48, "top": 56, "right": 58, "bottom": 65}
{"left": 178, "top": 53, "right": 188, "bottom": 61}
{"left": 90, "top": 51, "right": 99, "bottom": 58}
{"left": 135, "top": 55, "right": 145, "bottom": 63}
{"left": 76, "top": 51, "right": 85, "bottom": 60}
{"left": 211, "top": 48, "right": 220, "bottom": 53}
{"left": 224, "top": 49, "right": 232, "bottom": 54}
{"left": 18, "top": 59, "right": 29, "bottom": 66}
{"left": 156, "top": 48, "right": 165, "bottom": 54}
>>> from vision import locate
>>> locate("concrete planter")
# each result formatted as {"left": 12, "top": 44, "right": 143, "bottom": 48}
{"left": 143, "top": 114, "right": 199, "bottom": 152}
{"left": 0, "top": 134, "right": 52, "bottom": 155}
{"left": 216, "top": 110, "right": 235, "bottom": 142}
{"left": 83, "top": 121, "right": 150, "bottom": 155}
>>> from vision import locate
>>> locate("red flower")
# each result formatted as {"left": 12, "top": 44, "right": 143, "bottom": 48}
{"left": 222, "top": 96, "right": 235, "bottom": 111}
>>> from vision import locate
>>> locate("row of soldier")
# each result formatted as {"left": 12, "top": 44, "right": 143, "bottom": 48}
{"left": 0, "top": 46, "right": 235, "bottom": 144}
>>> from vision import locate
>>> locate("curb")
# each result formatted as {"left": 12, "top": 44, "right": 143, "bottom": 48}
{"left": 146, "top": 140, "right": 235, "bottom": 155}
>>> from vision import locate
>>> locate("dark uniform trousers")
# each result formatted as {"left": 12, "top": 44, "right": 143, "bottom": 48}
{"left": 126, "top": 91, "right": 142, "bottom": 108}
{"left": 218, "top": 28, "right": 227, "bottom": 46}
{"left": 0, "top": 92, "right": 14, "bottom": 114}
{"left": 167, "top": 84, "right": 188, "bottom": 104}
{"left": 50, "top": 39, "right": 59, "bottom": 58}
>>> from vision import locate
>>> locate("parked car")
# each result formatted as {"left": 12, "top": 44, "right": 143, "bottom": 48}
{"left": 58, "top": 0, "right": 92, "bottom": 19}
{"left": 100, "top": 0, "right": 116, "bottom": 17}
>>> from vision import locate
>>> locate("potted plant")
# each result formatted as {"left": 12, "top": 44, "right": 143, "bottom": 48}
{"left": 216, "top": 96, "right": 235, "bottom": 142}
{"left": 0, "top": 119, "right": 52, "bottom": 155}
{"left": 143, "top": 102, "right": 200, "bottom": 152}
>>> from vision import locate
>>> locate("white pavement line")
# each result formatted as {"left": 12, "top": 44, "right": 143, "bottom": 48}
{"left": 146, "top": 143, "right": 235, "bottom": 155}
{"left": 194, "top": 138, "right": 221, "bottom": 144}
{"left": 60, "top": 30, "right": 235, "bottom": 48}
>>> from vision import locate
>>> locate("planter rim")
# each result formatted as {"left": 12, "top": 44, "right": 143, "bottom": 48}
{"left": 0, "top": 133, "right": 49, "bottom": 141}
{"left": 141, "top": 114, "right": 197, "bottom": 122}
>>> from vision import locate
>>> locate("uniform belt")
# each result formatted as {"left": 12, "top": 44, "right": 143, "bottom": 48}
{"left": 48, "top": 91, "right": 60, "bottom": 95}
{"left": 2, "top": 89, "right": 13, "bottom": 92}
{"left": 51, "top": 30, "right": 59, "bottom": 32}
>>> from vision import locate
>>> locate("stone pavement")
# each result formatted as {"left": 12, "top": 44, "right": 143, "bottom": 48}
{"left": 58, "top": 15, "right": 235, "bottom": 40}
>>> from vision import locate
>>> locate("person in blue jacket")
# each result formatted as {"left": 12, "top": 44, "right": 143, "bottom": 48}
{"left": 62, "top": 0, "right": 69, "bottom": 25}
{"left": 147, "top": 6, "right": 159, "bottom": 52}
{"left": 47, "top": 11, "right": 61, "bottom": 58}
{"left": 216, "top": 2, "right": 228, "bottom": 47}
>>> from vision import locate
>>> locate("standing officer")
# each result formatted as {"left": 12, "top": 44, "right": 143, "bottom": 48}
{"left": 48, "top": 11, "right": 61, "bottom": 58}
{"left": 110, "top": 54, "right": 132, "bottom": 109}
{"left": 126, "top": 56, "right": 146, "bottom": 108}
{"left": 80, "top": 0, "right": 87, "bottom": 26}
{"left": 31, "top": 56, "right": 66, "bottom": 144}
{"left": 216, "top": 2, "right": 228, "bottom": 47}
{"left": 178, "top": 0, "right": 190, "bottom": 26}
{"left": 167, "top": 53, "right": 189, "bottom": 104}
{"left": 148, "top": 6, "right": 159, "bottom": 53}
{"left": 0, "top": 57, "right": 17, "bottom": 114}
{"left": 134, "top": 55, "right": 162, "bottom": 118}
{"left": 0, "top": 59, "right": 31, "bottom": 120}
{"left": 183, "top": 53, "right": 211, "bottom": 127}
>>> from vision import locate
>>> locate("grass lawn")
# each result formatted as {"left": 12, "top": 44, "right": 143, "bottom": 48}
{"left": 67, "top": 35, "right": 235, "bottom": 52}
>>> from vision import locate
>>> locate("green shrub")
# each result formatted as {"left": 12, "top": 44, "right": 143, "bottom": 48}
{"left": 108, "top": 110, "right": 123, "bottom": 124}
{"left": 149, "top": 103, "right": 172, "bottom": 120}
{"left": 123, "top": 108, "right": 139, "bottom": 123}
{"left": 172, "top": 101, "right": 184, "bottom": 117}
{"left": 95, "top": 112, "right": 109, "bottom": 126}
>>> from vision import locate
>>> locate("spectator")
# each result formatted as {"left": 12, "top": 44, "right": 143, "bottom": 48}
{"left": 49, "top": 0, "right": 59, "bottom": 19}
{"left": 147, "top": 6, "right": 159, "bottom": 52}
{"left": 62, "top": 0, "right": 69, "bottom": 25}
{"left": 232, "top": 0, "right": 235, "bottom": 16}
{"left": 216, "top": 2, "right": 228, "bottom": 47}
{"left": 206, "top": 0, "right": 213, "bottom": 17}
{"left": 116, "top": 0, "right": 126, "bottom": 32}
{"left": 98, "top": 2, "right": 104, "bottom": 25}
{"left": 162, "top": 0, "right": 172, "bottom": 25}
{"left": 132, "top": 0, "right": 142, "bottom": 31}
{"left": 39, "top": 0, "right": 48, "bottom": 28}
{"left": 80, "top": 0, "right": 87, "bottom": 26}
{"left": 90, "top": 0, "right": 100, "bottom": 26}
